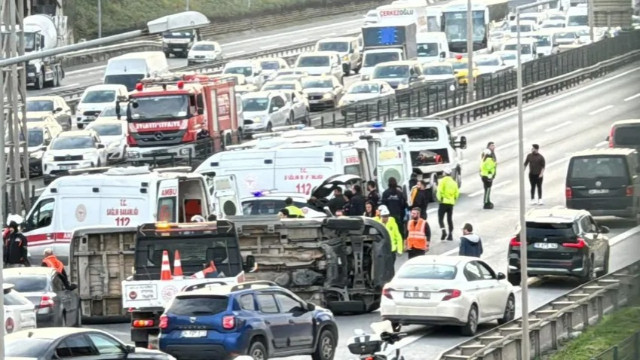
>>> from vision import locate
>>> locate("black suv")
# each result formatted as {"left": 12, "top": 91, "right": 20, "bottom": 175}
{"left": 566, "top": 148, "right": 640, "bottom": 224}
{"left": 507, "top": 208, "right": 610, "bottom": 285}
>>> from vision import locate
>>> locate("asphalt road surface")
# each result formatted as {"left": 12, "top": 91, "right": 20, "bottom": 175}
{"left": 78, "top": 62, "right": 640, "bottom": 360}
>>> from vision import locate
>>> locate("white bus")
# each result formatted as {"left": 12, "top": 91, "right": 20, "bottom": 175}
{"left": 441, "top": 0, "right": 509, "bottom": 54}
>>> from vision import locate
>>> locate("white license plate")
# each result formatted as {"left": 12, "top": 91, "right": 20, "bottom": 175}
{"left": 534, "top": 242, "right": 558, "bottom": 249}
{"left": 85, "top": 116, "right": 95, "bottom": 121}
{"left": 59, "top": 165, "right": 75, "bottom": 170}
{"left": 404, "top": 291, "right": 430, "bottom": 299}
{"left": 181, "top": 330, "right": 207, "bottom": 338}
{"left": 588, "top": 189, "right": 609, "bottom": 194}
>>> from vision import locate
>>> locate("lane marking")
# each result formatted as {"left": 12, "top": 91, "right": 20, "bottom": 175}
{"left": 546, "top": 156, "right": 570, "bottom": 168}
{"left": 545, "top": 120, "right": 572, "bottom": 132}
{"left": 225, "top": 51, "right": 246, "bottom": 57}
{"left": 496, "top": 139, "right": 526, "bottom": 151}
{"left": 453, "top": 66, "right": 640, "bottom": 135}
{"left": 65, "top": 65, "right": 106, "bottom": 75}
{"left": 624, "top": 93, "right": 640, "bottom": 102}
{"left": 609, "top": 225, "right": 640, "bottom": 246}
{"left": 468, "top": 180, "right": 512, "bottom": 197}
{"left": 595, "top": 140, "right": 608, "bottom": 147}
{"left": 588, "top": 105, "right": 614, "bottom": 116}
{"left": 260, "top": 45, "right": 282, "bottom": 50}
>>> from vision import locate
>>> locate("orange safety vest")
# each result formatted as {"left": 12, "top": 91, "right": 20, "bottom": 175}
{"left": 407, "top": 219, "right": 428, "bottom": 251}
{"left": 42, "top": 255, "right": 65, "bottom": 274}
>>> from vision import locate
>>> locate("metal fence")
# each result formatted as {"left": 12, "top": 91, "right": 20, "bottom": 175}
{"left": 592, "top": 331, "right": 640, "bottom": 360}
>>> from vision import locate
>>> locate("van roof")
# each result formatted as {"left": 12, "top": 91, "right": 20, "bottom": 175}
{"left": 571, "top": 148, "right": 638, "bottom": 157}
{"left": 376, "top": 60, "right": 419, "bottom": 66}
{"left": 299, "top": 51, "right": 339, "bottom": 57}
{"left": 318, "top": 37, "right": 355, "bottom": 42}
{"left": 58, "top": 130, "right": 94, "bottom": 138}
{"left": 110, "top": 51, "right": 166, "bottom": 60}
{"left": 83, "top": 84, "right": 127, "bottom": 92}
{"left": 612, "top": 119, "right": 640, "bottom": 126}
{"left": 526, "top": 207, "right": 588, "bottom": 222}
{"left": 43, "top": 167, "right": 203, "bottom": 190}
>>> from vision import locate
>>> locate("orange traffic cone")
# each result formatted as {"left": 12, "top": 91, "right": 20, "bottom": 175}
{"left": 173, "top": 250, "right": 184, "bottom": 280}
{"left": 160, "top": 250, "right": 173, "bottom": 280}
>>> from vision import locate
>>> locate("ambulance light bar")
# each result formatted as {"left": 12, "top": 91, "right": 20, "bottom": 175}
{"left": 68, "top": 167, "right": 113, "bottom": 176}
{"left": 139, "top": 220, "right": 234, "bottom": 236}
{"left": 154, "top": 166, "right": 193, "bottom": 174}
{"left": 352, "top": 121, "right": 384, "bottom": 129}
{"left": 271, "top": 124, "right": 307, "bottom": 132}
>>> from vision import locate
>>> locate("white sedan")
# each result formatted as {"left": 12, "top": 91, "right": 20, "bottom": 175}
{"left": 86, "top": 119, "right": 128, "bottom": 163}
{"left": 380, "top": 255, "right": 515, "bottom": 336}
{"left": 338, "top": 80, "right": 395, "bottom": 108}
{"left": 3, "top": 284, "right": 37, "bottom": 335}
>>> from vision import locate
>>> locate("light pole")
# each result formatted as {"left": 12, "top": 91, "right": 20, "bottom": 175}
{"left": 515, "top": 1, "right": 553, "bottom": 359}
{"left": 466, "top": 0, "right": 474, "bottom": 102}
{"left": 0, "top": 11, "right": 210, "bottom": 67}
{"left": 98, "top": 0, "right": 102, "bottom": 38}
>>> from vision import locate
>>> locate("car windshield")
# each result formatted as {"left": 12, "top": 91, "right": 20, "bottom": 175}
{"left": 570, "top": 156, "right": 628, "bottom": 179}
{"left": 168, "top": 295, "right": 228, "bottom": 316}
{"left": 373, "top": 65, "right": 409, "bottom": 78}
{"left": 576, "top": 29, "right": 590, "bottom": 36}
{"left": 567, "top": 15, "right": 588, "bottom": 26}
{"left": 424, "top": 65, "right": 452, "bottom": 75}
{"left": 89, "top": 124, "right": 122, "bottom": 136}
{"left": 192, "top": 44, "right": 216, "bottom": 51}
{"left": 129, "top": 95, "right": 189, "bottom": 121}
{"left": 363, "top": 52, "right": 400, "bottom": 67}
{"left": 542, "top": 22, "right": 563, "bottom": 28}
{"left": 549, "top": 15, "right": 565, "bottom": 21}
{"left": 317, "top": 42, "right": 349, "bottom": 52}
{"left": 417, "top": 43, "right": 439, "bottom": 57}
{"left": 50, "top": 136, "right": 95, "bottom": 150}
{"left": 557, "top": 32, "right": 576, "bottom": 39}
{"left": 499, "top": 52, "right": 517, "bottom": 60}
{"left": 613, "top": 126, "right": 640, "bottom": 146}
{"left": 526, "top": 222, "right": 577, "bottom": 243}
{"left": 301, "top": 78, "right": 332, "bottom": 89}
{"left": 396, "top": 264, "right": 457, "bottom": 280}
{"left": 224, "top": 66, "right": 253, "bottom": 77}
{"left": 263, "top": 83, "right": 296, "bottom": 90}
{"left": 260, "top": 61, "right": 281, "bottom": 70}
{"left": 297, "top": 56, "right": 330, "bottom": 67}
{"left": 82, "top": 90, "right": 116, "bottom": 104}
{"left": 451, "top": 61, "right": 468, "bottom": 70}
{"left": 28, "top": 128, "right": 44, "bottom": 147}
{"left": 348, "top": 83, "right": 380, "bottom": 94}
{"left": 476, "top": 58, "right": 500, "bottom": 66}
{"left": 510, "top": 24, "right": 533, "bottom": 32}
{"left": 242, "top": 97, "right": 269, "bottom": 112}
{"left": 26, "top": 100, "right": 54, "bottom": 112}
{"left": 242, "top": 199, "right": 308, "bottom": 215}
{"left": 4, "top": 275, "right": 48, "bottom": 292}
{"left": 6, "top": 338, "right": 52, "bottom": 357}
{"left": 163, "top": 31, "right": 192, "bottom": 38}
{"left": 503, "top": 44, "right": 532, "bottom": 54}
{"left": 536, "top": 36, "right": 551, "bottom": 46}
{"left": 99, "top": 106, "right": 117, "bottom": 117}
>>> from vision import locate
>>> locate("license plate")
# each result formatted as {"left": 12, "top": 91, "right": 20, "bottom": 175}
{"left": 588, "top": 189, "right": 609, "bottom": 194}
{"left": 181, "top": 330, "right": 206, "bottom": 338}
{"left": 534, "top": 242, "right": 558, "bottom": 249}
{"left": 59, "top": 165, "right": 75, "bottom": 170}
{"left": 86, "top": 116, "right": 95, "bottom": 121}
{"left": 404, "top": 291, "right": 430, "bottom": 299}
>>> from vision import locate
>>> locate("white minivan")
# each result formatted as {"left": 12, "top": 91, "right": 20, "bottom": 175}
{"left": 103, "top": 52, "right": 169, "bottom": 91}
{"left": 75, "top": 84, "right": 128, "bottom": 128}
{"left": 416, "top": 32, "right": 450, "bottom": 63}
{"left": 501, "top": 38, "right": 538, "bottom": 63}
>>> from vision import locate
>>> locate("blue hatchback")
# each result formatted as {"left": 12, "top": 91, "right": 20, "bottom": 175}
{"left": 159, "top": 281, "right": 338, "bottom": 360}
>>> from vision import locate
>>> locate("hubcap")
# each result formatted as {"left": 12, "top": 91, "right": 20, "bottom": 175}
{"left": 321, "top": 335, "right": 333, "bottom": 358}
{"left": 506, "top": 298, "right": 515, "bottom": 320}
{"left": 251, "top": 348, "right": 264, "bottom": 360}
{"left": 469, "top": 308, "right": 477, "bottom": 332}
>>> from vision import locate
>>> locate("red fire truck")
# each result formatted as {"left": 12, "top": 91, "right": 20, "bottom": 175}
{"left": 121, "top": 74, "right": 240, "bottom": 166}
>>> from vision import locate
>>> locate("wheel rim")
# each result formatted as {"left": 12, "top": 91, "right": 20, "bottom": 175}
{"left": 469, "top": 307, "right": 477, "bottom": 333}
{"left": 251, "top": 347, "right": 265, "bottom": 360}
{"left": 320, "top": 335, "right": 334, "bottom": 359}
{"left": 506, "top": 297, "right": 515, "bottom": 321}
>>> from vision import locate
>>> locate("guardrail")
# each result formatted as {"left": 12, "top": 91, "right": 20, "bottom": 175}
{"left": 592, "top": 331, "right": 640, "bottom": 360}
{"left": 437, "top": 260, "right": 640, "bottom": 360}
{"left": 62, "top": 40, "right": 162, "bottom": 68}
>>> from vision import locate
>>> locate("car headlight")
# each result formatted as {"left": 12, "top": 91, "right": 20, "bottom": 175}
{"left": 397, "top": 83, "right": 409, "bottom": 89}
{"left": 253, "top": 116, "right": 263, "bottom": 123}
{"left": 44, "top": 154, "right": 54, "bottom": 162}
{"left": 342, "top": 55, "right": 349, "bottom": 61}
{"left": 322, "top": 93, "right": 333, "bottom": 100}
{"left": 31, "top": 151, "right": 44, "bottom": 160}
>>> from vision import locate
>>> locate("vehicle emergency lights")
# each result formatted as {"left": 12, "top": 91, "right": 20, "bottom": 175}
{"left": 135, "top": 83, "right": 143, "bottom": 91}
{"left": 177, "top": 80, "right": 185, "bottom": 89}
{"left": 455, "top": 54, "right": 463, "bottom": 60}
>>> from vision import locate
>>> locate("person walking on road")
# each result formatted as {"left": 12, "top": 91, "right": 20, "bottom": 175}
{"left": 437, "top": 169, "right": 459, "bottom": 241}
{"left": 459, "top": 223, "right": 483, "bottom": 258}
{"left": 4, "top": 215, "right": 29, "bottom": 268}
{"left": 524, "top": 144, "right": 546, "bottom": 205}
{"left": 381, "top": 177, "right": 408, "bottom": 237}
{"left": 405, "top": 207, "right": 431, "bottom": 259}
{"left": 480, "top": 149, "right": 497, "bottom": 209}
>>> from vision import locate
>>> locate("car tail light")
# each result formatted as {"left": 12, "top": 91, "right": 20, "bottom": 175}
{"left": 626, "top": 186, "right": 634, "bottom": 197}
{"left": 159, "top": 315, "right": 168, "bottom": 330}
{"left": 5, "top": 317, "right": 14, "bottom": 333}
{"left": 365, "top": 357, "right": 374, "bottom": 360}
{"left": 382, "top": 287, "right": 393, "bottom": 299}
{"left": 510, "top": 237, "right": 521, "bottom": 247}
{"left": 565, "top": 187, "right": 573, "bottom": 199}
{"left": 132, "top": 319, "right": 155, "bottom": 327}
{"left": 441, "top": 289, "right": 461, "bottom": 301}
{"left": 39, "top": 295, "right": 55, "bottom": 309}
{"left": 563, "top": 237, "right": 586, "bottom": 249}
{"left": 608, "top": 127, "right": 614, "bottom": 148}
{"left": 222, "top": 315, "right": 235, "bottom": 330}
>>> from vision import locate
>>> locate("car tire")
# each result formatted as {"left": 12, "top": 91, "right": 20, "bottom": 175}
{"left": 460, "top": 305, "right": 478, "bottom": 336}
{"left": 498, "top": 294, "right": 515, "bottom": 325}
{"left": 247, "top": 340, "right": 268, "bottom": 360}
{"left": 580, "top": 256, "right": 595, "bottom": 283}
{"left": 312, "top": 329, "right": 336, "bottom": 360}
{"left": 508, "top": 272, "right": 521, "bottom": 286}
{"left": 266, "top": 122, "right": 273, "bottom": 133}
{"left": 286, "top": 112, "right": 294, "bottom": 125}
{"left": 601, "top": 248, "right": 610, "bottom": 276}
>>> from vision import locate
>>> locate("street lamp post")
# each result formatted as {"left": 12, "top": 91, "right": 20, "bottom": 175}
{"left": 98, "top": 0, "right": 102, "bottom": 38}
{"left": 515, "top": 1, "right": 553, "bottom": 359}
{"left": 466, "top": 0, "right": 474, "bottom": 102}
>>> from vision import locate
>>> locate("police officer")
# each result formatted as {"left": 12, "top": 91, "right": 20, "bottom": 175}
{"left": 436, "top": 169, "right": 459, "bottom": 241}
{"left": 480, "top": 149, "right": 497, "bottom": 209}
{"left": 284, "top": 197, "right": 304, "bottom": 218}
{"left": 405, "top": 207, "right": 431, "bottom": 259}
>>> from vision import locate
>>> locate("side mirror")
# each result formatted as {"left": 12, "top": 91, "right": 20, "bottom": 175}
{"left": 440, "top": 51, "right": 446, "bottom": 58}
{"left": 361, "top": 75, "right": 370, "bottom": 81}
{"left": 497, "top": 272, "right": 506, "bottom": 280}
{"left": 458, "top": 135, "right": 468, "bottom": 149}
{"left": 54, "top": 107, "right": 63, "bottom": 113}
{"left": 271, "top": 106, "right": 280, "bottom": 112}
{"left": 605, "top": 135, "right": 610, "bottom": 141}
{"left": 125, "top": 345, "right": 135, "bottom": 353}
{"left": 41, "top": 145, "right": 48, "bottom": 151}
{"left": 409, "top": 76, "right": 418, "bottom": 82}
{"left": 307, "top": 302, "right": 316, "bottom": 311}
{"left": 244, "top": 255, "right": 256, "bottom": 272}
{"left": 599, "top": 226, "right": 610, "bottom": 234}
{"left": 98, "top": 144, "right": 106, "bottom": 149}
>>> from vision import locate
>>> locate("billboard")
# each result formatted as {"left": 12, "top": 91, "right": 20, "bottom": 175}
{"left": 593, "top": 0, "right": 634, "bottom": 27}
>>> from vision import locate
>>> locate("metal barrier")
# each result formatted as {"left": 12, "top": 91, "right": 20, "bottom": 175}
{"left": 437, "top": 260, "right": 640, "bottom": 360}
{"left": 62, "top": 40, "right": 163, "bottom": 67}
{"left": 592, "top": 331, "right": 640, "bottom": 360}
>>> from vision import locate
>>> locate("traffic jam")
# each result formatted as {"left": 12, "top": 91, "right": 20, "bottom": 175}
{"left": 3, "top": 0, "right": 640, "bottom": 359}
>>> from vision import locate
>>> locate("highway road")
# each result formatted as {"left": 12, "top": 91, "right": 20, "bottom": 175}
{"left": 27, "top": 13, "right": 365, "bottom": 97}
{"left": 78, "top": 62, "right": 640, "bottom": 359}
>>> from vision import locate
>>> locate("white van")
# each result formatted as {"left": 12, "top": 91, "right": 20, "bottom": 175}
{"left": 315, "top": 37, "right": 362, "bottom": 75}
{"left": 103, "top": 52, "right": 169, "bottom": 91}
{"left": 416, "top": 32, "right": 449, "bottom": 63}
{"left": 75, "top": 84, "right": 128, "bottom": 128}
{"left": 501, "top": 38, "right": 538, "bottom": 63}
{"left": 23, "top": 166, "right": 211, "bottom": 264}
{"left": 566, "top": 6, "right": 588, "bottom": 28}
{"left": 360, "top": 49, "right": 405, "bottom": 80}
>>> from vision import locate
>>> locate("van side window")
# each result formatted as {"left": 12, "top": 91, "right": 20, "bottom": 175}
{"left": 27, "top": 198, "right": 55, "bottom": 230}
{"left": 157, "top": 197, "right": 176, "bottom": 222}
{"left": 196, "top": 94, "right": 205, "bottom": 114}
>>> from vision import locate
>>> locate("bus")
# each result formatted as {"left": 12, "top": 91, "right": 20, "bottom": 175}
{"left": 441, "top": 0, "right": 509, "bottom": 54}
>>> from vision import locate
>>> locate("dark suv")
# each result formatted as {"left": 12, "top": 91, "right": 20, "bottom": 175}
{"left": 507, "top": 208, "right": 610, "bottom": 285}
{"left": 159, "top": 281, "right": 338, "bottom": 360}
{"left": 566, "top": 148, "right": 640, "bottom": 223}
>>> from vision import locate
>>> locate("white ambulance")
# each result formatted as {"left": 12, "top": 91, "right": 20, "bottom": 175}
{"left": 22, "top": 166, "right": 212, "bottom": 264}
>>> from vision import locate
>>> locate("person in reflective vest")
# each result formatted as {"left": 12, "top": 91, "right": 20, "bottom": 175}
{"left": 436, "top": 169, "right": 460, "bottom": 241}
{"left": 41, "top": 249, "right": 75, "bottom": 290}
{"left": 191, "top": 261, "right": 220, "bottom": 279}
{"left": 405, "top": 207, "right": 431, "bottom": 259}
{"left": 480, "top": 149, "right": 497, "bottom": 209}
{"left": 284, "top": 197, "right": 305, "bottom": 218}
{"left": 375, "top": 205, "right": 403, "bottom": 262}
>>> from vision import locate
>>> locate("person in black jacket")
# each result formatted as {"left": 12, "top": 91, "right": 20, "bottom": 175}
{"left": 366, "top": 181, "right": 379, "bottom": 210}
{"left": 411, "top": 180, "right": 431, "bottom": 219}
{"left": 459, "top": 223, "right": 483, "bottom": 258}
{"left": 381, "top": 177, "right": 407, "bottom": 237}
{"left": 348, "top": 185, "right": 366, "bottom": 216}
{"left": 4, "top": 217, "right": 29, "bottom": 267}
{"left": 328, "top": 187, "right": 346, "bottom": 215}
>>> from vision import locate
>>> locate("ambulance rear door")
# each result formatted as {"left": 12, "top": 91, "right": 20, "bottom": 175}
{"left": 377, "top": 146, "right": 410, "bottom": 194}
{"left": 213, "top": 174, "right": 242, "bottom": 217}
{"left": 156, "top": 179, "right": 179, "bottom": 222}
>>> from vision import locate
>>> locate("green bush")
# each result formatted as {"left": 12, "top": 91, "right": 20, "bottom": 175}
{"left": 65, "top": 0, "right": 354, "bottom": 40}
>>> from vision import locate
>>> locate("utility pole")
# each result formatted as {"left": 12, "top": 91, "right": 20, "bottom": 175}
{"left": 186, "top": 0, "right": 190, "bottom": 11}
{"left": 98, "top": 0, "right": 102, "bottom": 38}
{"left": 0, "top": 0, "right": 30, "bottom": 222}
{"left": 466, "top": 0, "right": 474, "bottom": 102}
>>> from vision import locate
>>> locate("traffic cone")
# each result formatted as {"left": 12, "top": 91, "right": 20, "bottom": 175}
{"left": 173, "top": 250, "right": 184, "bottom": 280}
{"left": 160, "top": 250, "right": 173, "bottom": 280}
